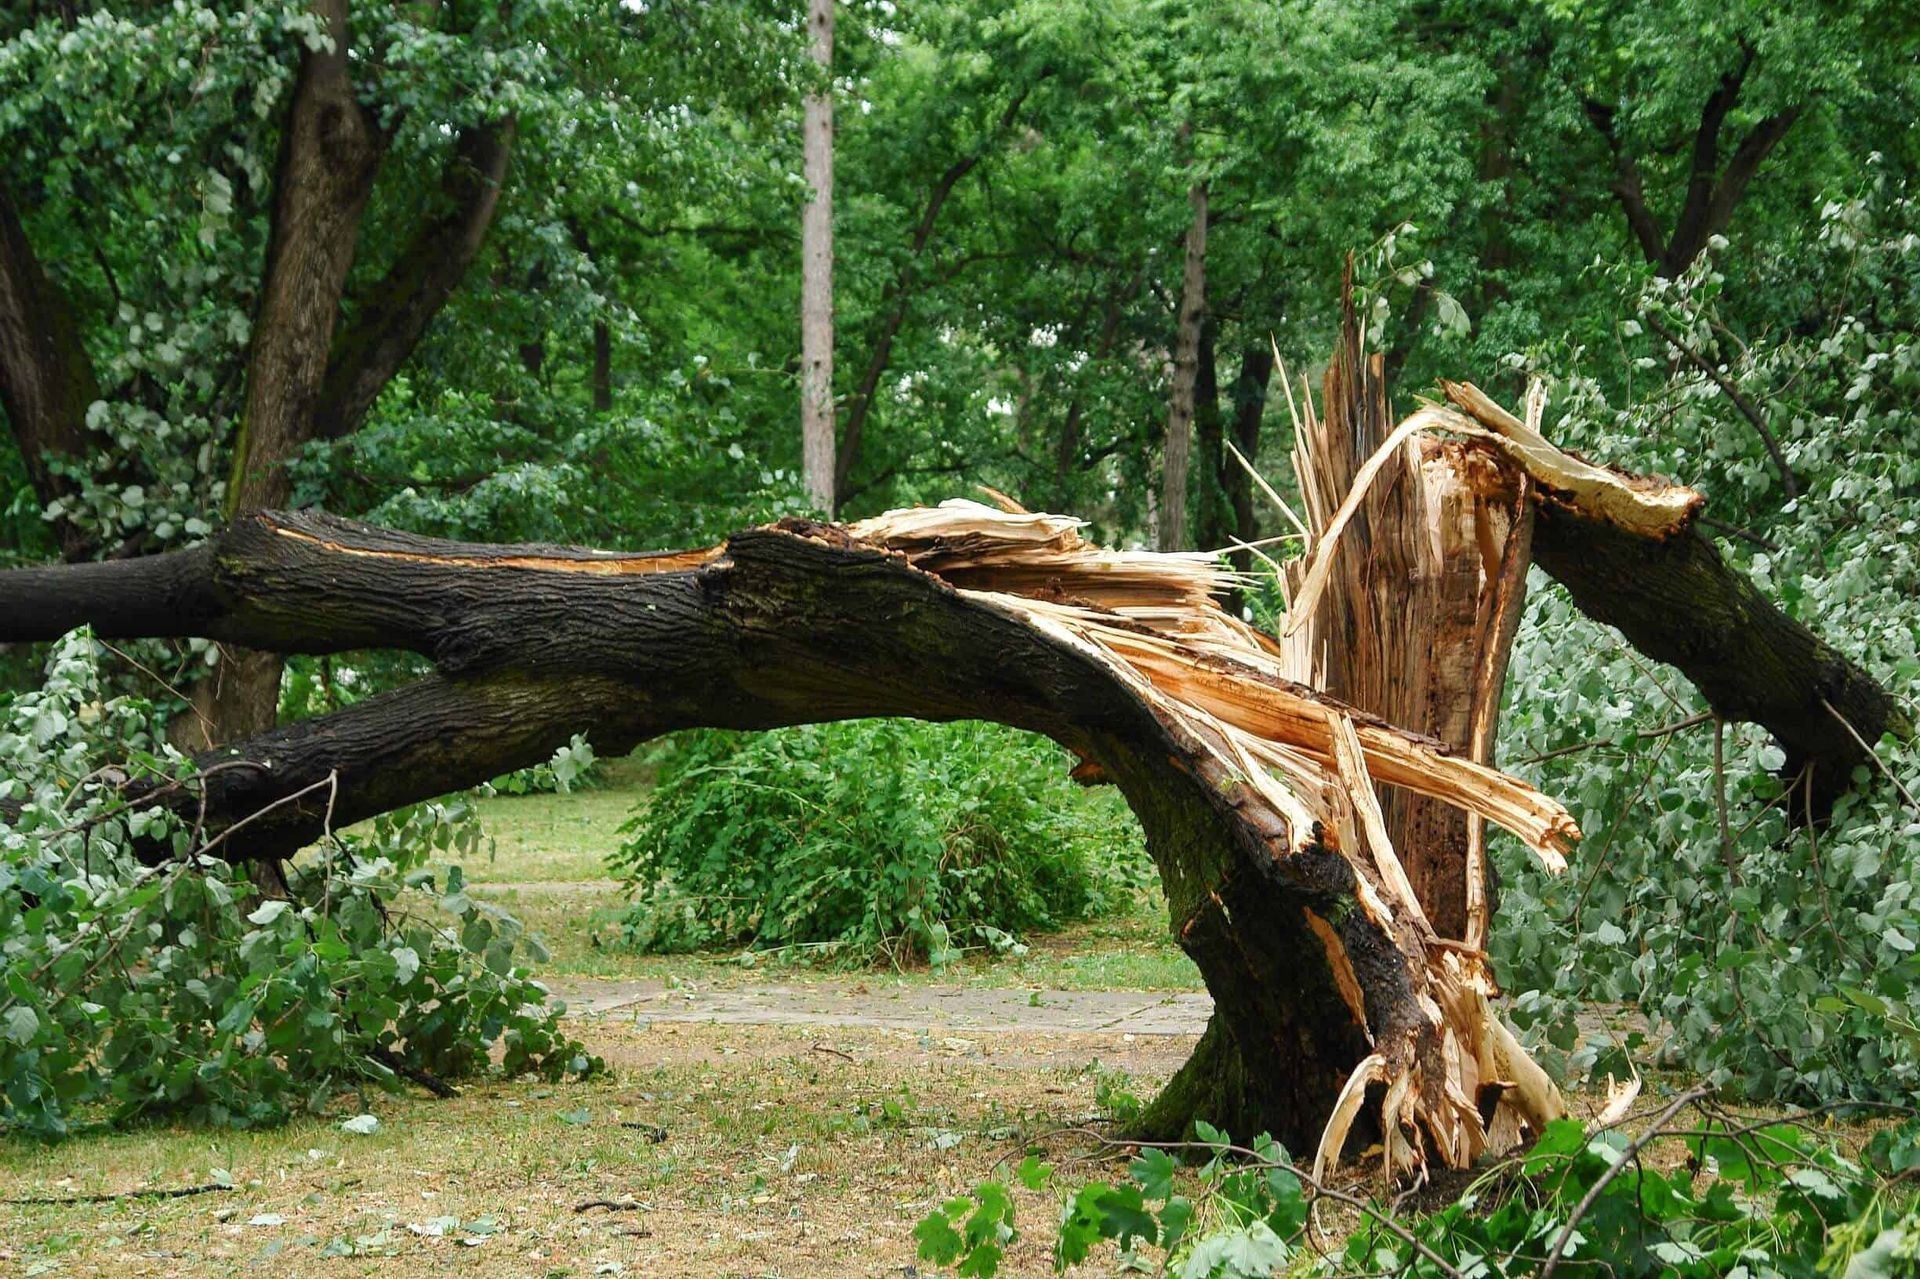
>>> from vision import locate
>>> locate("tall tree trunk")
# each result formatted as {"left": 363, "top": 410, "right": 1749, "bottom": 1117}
{"left": 0, "top": 182, "right": 105, "bottom": 561}
{"left": 800, "top": 0, "right": 836, "bottom": 514}
{"left": 592, "top": 318, "right": 613, "bottom": 413}
{"left": 228, "top": 0, "right": 382, "bottom": 516}
{"left": 1159, "top": 181, "right": 1207, "bottom": 552}
{"left": 1190, "top": 324, "right": 1230, "bottom": 554}
{"left": 207, "top": 0, "right": 383, "bottom": 747}
{"left": 1225, "top": 343, "right": 1274, "bottom": 575}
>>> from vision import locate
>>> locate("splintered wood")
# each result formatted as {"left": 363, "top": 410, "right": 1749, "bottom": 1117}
{"left": 849, "top": 488, "right": 1572, "bottom": 1177}
{"left": 841, "top": 371, "right": 1665, "bottom": 1180}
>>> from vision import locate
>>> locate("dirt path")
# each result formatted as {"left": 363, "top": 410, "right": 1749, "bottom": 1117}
{"left": 554, "top": 977, "right": 1213, "bottom": 1036}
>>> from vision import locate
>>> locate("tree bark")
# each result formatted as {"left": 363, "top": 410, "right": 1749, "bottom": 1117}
{"left": 1159, "top": 181, "right": 1207, "bottom": 552}
{"left": 0, "top": 182, "right": 105, "bottom": 560}
{"left": 1190, "top": 324, "right": 1228, "bottom": 554}
{"left": 228, "top": 0, "right": 383, "bottom": 515}
{"left": 800, "top": 0, "right": 836, "bottom": 514}
{"left": 206, "top": 0, "right": 382, "bottom": 746}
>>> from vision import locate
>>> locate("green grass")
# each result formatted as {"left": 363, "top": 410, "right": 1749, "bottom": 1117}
{"left": 454, "top": 756, "right": 1202, "bottom": 992}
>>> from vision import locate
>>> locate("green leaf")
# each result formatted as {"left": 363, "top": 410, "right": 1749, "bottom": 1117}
{"left": 1130, "top": 1147, "right": 1177, "bottom": 1201}
{"left": 3, "top": 1005, "right": 40, "bottom": 1045}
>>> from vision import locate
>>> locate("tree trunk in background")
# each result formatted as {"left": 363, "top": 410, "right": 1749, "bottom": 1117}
{"left": 1582, "top": 59, "right": 1801, "bottom": 279}
{"left": 799, "top": 0, "right": 836, "bottom": 515}
{"left": 1159, "top": 181, "right": 1207, "bottom": 552}
{"left": 311, "top": 122, "right": 515, "bottom": 444}
{"left": 205, "top": 0, "right": 383, "bottom": 748}
{"left": 0, "top": 183, "right": 106, "bottom": 561}
{"left": 592, "top": 319, "right": 613, "bottom": 413}
{"left": 1190, "top": 324, "right": 1229, "bottom": 554}
{"left": 1224, "top": 343, "right": 1273, "bottom": 575}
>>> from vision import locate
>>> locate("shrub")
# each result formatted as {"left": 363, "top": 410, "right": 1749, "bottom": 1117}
{"left": 0, "top": 629, "right": 596, "bottom": 1139}
{"left": 609, "top": 719, "right": 1152, "bottom": 966}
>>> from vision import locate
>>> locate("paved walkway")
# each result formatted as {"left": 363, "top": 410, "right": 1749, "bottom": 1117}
{"left": 554, "top": 979, "right": 1213, "bottom": 1036}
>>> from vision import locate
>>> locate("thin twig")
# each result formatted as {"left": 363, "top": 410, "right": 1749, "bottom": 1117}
{"left": 574, "top": 1199, "right": 648, "bottom": 1213}
{"left": 366, "top": 1046, "right": 457, "bottom": 1099}
{"left": 3, "top": 1183, "right": 231, "bottom": 1205}
{"left": 1517, "top": 712, "right": 1712, "bottom": 765}
{"left": 1697, "top": 514, "right": 1779, "bottom": 551}
{"left": 1822, "top": 697, "right": 1920, "bottom": 816}
{"left": 1642, "top": 312, "right": 1797, "bottom": 498}
{"left": 195, "top": 772, "right": 339, "bottom": 859}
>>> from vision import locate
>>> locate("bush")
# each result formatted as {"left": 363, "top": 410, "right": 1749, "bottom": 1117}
{"left": 609, "top": 719, "right": 1152, "bottom": 966}
{"left": 0, "top": 630, "right": 596, "bottom": 1140}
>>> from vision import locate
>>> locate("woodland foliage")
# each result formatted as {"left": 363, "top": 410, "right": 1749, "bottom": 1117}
{"left": 1492, "top": 176, "right": 1920, "bottom": 1104}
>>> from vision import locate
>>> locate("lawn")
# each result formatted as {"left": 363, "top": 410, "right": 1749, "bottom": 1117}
{"left": 0, "top": 1019, "right": 1193, "bottom": 1278}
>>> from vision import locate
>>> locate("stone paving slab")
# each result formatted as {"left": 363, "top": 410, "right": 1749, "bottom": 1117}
{"left": 552, "top": 979, "right": 1214, "bottom": 1036}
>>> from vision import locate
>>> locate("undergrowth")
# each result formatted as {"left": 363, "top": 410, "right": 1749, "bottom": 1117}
{"left": 608, "top": 719, "right": 1153, "bottom": 967}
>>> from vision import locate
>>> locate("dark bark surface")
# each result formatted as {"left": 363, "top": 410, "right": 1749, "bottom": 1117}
{"left": 0, "top": 183, "right": 105, "bottom": 560}
{"left": 1225, "top": 343, "right": 1274, "bottom": 575}
{"left": 1532, "top": 513, "right": 1907, "bottom": 809}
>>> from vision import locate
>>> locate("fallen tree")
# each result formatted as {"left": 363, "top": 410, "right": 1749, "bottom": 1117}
{"left": 1, "top": 350, "right": 1903, "bottom": 1174}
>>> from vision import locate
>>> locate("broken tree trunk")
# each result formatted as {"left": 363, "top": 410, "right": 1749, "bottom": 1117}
{"left": 1138, "top": 319, "right": 1538, "bottom": 1160}
{"left": 3, "top": 498, "right": 1575, "bottom": 1169}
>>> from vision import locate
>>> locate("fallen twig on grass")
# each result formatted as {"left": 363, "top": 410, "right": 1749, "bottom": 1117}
{"left": 3, "top": 1183, "right": 232, "bottom": 1205}
{"left": 574, "top": 1198, "right": 648, "bottom": 1213}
